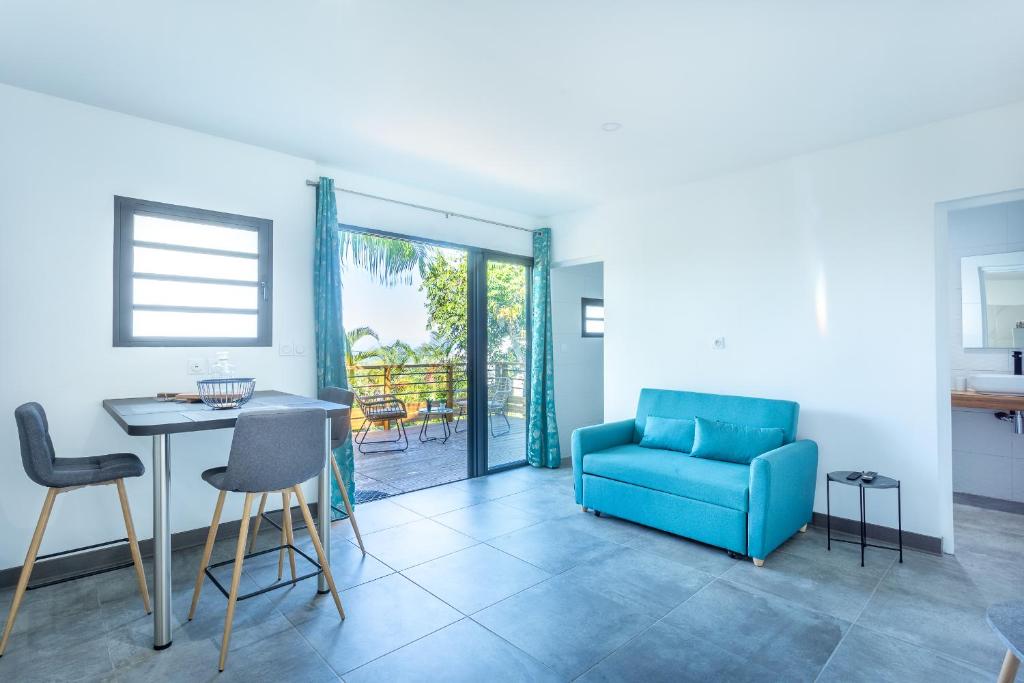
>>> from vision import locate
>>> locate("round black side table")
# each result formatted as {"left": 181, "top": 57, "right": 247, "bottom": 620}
{"left": 826, "top": 471, "right": 902, "bottom": 567}
{"left": 417, "top": 407, "right": 454, "bottom": 444}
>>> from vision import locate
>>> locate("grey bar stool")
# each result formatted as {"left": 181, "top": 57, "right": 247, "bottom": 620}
{"left": 987, "top": 600, "right": 1023, "bottom": 683}
{"left": 187, "top": 408, "right": 344, "bottom": 672}
{"left": 1, "top": 403, "right": 151, "bottom": 657}
{"left": 247, "top": 387, "right": 364, "bottom": 556}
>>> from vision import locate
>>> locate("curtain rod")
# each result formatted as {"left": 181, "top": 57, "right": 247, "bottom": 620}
{"left": 305, "top": 179, "right": 535, "bottom": 233}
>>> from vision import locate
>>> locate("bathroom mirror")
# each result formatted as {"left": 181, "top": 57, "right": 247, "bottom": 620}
{"left": 962, "top": 250, "right": 1024, "bottom": 348}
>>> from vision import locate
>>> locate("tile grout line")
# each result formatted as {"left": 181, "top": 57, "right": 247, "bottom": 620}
{"left": 570, "top": 575, "right": 725, "bottom": 681}
{"left": 850, "top": 620, "right": 994, "bottom": 677}
{"left": 811, "top": 555, "right": 893, "bottom": 682}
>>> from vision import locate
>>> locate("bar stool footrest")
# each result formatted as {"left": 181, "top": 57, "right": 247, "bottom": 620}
{"left": 27, "top": 537, "right": 133, "bottom": 590}
{"left": 204, "top": 544, "right": 321, "bottom": 601}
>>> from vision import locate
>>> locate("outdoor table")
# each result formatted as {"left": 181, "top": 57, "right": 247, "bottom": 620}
{"left": 417, "top": 406, "right": 454, "bottom": 444}
{"left": 102, "top": 390, "right": 349, "bottom": 651}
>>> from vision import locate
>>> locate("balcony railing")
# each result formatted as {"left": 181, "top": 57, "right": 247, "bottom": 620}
{"left": 347, "top": 361, "right": 525, "bottom": 430}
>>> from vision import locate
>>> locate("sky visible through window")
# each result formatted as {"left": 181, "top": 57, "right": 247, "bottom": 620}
{"left": 341, "top": 245, "right": 464, "bottom": 353}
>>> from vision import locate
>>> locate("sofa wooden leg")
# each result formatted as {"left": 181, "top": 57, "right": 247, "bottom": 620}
{"left": 752, "top": 558, "right": 765, "bottom": 567}
{"left": 581, "top": 506, "right": 588, "bottom": 513}
{"left": 799, "top": 524, "right": 808, "bottom": 533}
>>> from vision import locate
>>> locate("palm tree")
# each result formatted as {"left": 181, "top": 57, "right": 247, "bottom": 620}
{"left": 345, "top": 326, "right": 382, "bottom": 367}
{"left": 341, "top": 231, "right": 429, "bottom": 286}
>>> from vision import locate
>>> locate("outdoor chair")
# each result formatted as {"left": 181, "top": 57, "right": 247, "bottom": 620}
{"left": 354, "top": 393, "right": 409, "bottom": 453}
{"left": 453, "top": 377, "right": 513, "bottom": 437}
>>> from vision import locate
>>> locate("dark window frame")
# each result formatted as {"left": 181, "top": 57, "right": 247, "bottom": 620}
{"left": 581, "top": 297, "right": 604, "bottom": 338}
{"left": 113, "top": 196, "right": 273, "bottom": 347}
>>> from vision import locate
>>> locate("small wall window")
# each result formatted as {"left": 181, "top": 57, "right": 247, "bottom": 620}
{"left": 113, "top": 197, "right": 273, "bottom": 347}
{"left": 581, "top": 297, "right": 604, "bottom": 337}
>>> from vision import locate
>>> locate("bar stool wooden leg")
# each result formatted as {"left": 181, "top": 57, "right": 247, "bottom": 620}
{"left": 292, "top": 486, "right": 345, "bottom": 619}
{"left": 219, "top": 493, "right": 254, "bottom": 672}
{"left": 997, "top": 650, "right": 1020, "bottom": 683}
{"left": 188, "top": 490, "right": 226, "bottom": 621}
{"left": 331, "top": 456, "right": 365, "bottom": 554}
{"left": 281, "top": 490, "right": 297, "bottom": 582}
{"left": 0, "top": 487, "right": 58, "bottom": 657}
{"left": 248, "top": 493, "right": 268, "bottom": 554}
{"left": 115, "top": 479, "right": 151, "bottom": 614}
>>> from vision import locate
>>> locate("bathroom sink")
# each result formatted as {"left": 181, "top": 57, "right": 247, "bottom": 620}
{"left": 966, "top": 374, "right": 1024, "bottom": 394}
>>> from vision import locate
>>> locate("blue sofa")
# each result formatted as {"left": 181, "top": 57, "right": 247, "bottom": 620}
{"left": 571, "top": 388, "right": 818, "bottom": 565}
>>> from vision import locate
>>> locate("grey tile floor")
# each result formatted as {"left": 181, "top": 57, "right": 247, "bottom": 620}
{"left": 1, "top": 465, "right": 1022, "bottom": 681}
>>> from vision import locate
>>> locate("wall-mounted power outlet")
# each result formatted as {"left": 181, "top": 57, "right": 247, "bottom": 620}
{"left": 187, "top": 358, "right": 208, "bottom": 375}
{"left": 294, "top": 343, "right": 306, "bottom": 357}
{"left": 279, "top": 343, "right": 294, "bottom": 356}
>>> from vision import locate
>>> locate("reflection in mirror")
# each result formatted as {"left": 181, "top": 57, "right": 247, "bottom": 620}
{"left": 962, "top": 251, "right": 1024, "bottom": 348}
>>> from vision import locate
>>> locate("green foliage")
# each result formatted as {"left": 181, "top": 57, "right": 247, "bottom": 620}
{"left": 345, "top": 326, "right": 381, "bottom": 366}
{"left": 341, "top": 231, "right": 428, "bottom": 286}
{"left": 419, "top": 251, "right": 526, "bottom": 364}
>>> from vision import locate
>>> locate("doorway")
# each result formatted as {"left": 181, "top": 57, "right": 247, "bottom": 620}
{"left": 340, "top": 227, "right": 533, "bottom": 501}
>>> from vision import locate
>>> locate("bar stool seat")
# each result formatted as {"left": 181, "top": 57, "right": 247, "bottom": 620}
{"left": 200, "top": 465, "right": 230, "bottom": 490}
{"left": 52, "top": 453, "right": 145, "bottom": 487}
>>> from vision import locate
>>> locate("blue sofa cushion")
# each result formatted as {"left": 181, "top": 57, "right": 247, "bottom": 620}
{"left": 691, "top": 417, "right": 785, "bottom": 465}
{"left": 638, "top": 416, "right": 695, "bottom": 453}
{"left": 634, "top": 389, "right": 799, "bottom": 444}
{"left": 582, "top": 444, "right": 749, "bottom": 511}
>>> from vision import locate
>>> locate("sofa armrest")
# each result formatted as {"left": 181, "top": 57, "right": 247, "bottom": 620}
{"left": 748, "top": 439, "right": 818, "bottom": 559}
{"left": 571, "top": 419, "right": 635, "bottom": 504}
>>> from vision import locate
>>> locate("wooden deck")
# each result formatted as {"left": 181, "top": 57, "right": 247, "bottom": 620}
{"left": 352, "top": 415, "right": 527, "bottom": 502}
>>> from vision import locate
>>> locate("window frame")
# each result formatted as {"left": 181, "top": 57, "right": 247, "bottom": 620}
{"left": 581, "top": 296, "right": 604, "bottom": 338}
{"left": 113, "top": 196, "right": 273, "bottom": 347}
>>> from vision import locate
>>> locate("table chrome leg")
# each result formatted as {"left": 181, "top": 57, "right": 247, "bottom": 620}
{"left": 152, "top": 434, "right": 172, "bottom": 650}
{"left": 317, "top": 417, "right": 332, "bottom": 594}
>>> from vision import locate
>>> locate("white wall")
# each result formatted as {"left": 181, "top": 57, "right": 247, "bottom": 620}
{"left": 948, "top": 200, "right": 1024, "bottom": 502}
{"left": 549, "top": 99, "right": 1024, "bottom": 549}
{"left": 550, "top": 262, "right": 604, "bottom": 456}
{"left": 0, "top": 83, "right": 535, "bottom": 570}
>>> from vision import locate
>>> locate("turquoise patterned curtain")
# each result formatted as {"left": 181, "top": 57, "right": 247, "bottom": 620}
{"left": 314, "top": 177, "right": 356, "bottom": 517}
{"left": 527, "top": 228, "right": 561, "bottom": 468}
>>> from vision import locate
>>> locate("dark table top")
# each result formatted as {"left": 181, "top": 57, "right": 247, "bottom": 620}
{"left": 827, "top": 470, "right": 899, "bottom": 489}
{"left": 103, "top": 390, "right": 350, "bottom": 436}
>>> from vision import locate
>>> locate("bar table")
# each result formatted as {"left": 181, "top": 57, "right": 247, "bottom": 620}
{"left": 103, "top": 390, "right": 349, "bottom": 650}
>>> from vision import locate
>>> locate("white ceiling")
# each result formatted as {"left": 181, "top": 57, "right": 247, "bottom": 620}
{"left": 2, "top": 1, "right": 1023, "bottom": 216}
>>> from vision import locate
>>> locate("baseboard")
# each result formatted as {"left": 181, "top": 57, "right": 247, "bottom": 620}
{"left": 810, "top": 511, "right": 941, "bottom": 555}
{"left": 0, "top": 502, "right": 319, "bottom": 590}
{"left": 954, "top": 491, "right": 1024, "bottom": 515}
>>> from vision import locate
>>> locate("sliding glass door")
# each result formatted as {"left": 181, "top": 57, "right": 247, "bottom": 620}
{"left": 483, "top": 256, "right": 530, "bottom": 471}
{"left": 341, "top": 225, "right": 531, "bottom": 496}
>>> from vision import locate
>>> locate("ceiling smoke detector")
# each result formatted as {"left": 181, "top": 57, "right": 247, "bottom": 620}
{"left": 601, "top": 122, "right": 623, "bottom": 132}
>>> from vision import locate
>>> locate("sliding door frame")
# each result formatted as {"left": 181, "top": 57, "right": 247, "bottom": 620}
{"left": 473, "top": 250, "right": 533, "bottom": 476}
{"left": 338, "top": 224, "right": 533, "bottom": 479}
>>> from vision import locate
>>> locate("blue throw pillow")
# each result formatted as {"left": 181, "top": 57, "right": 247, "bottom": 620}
{"left": 638, "top": 416, "right": 695, "bottom": 453}
{"left": 690, "top": 417, "right": 785, "bottom": 464}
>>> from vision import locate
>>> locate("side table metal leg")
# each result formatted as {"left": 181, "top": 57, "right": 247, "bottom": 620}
{"left": 859, "top": 484, "right": 866, "bottom": 568}
{"left": 897, "top": 481, "right": 903, "bottom": 563}
{"left": 826, "top": 477, "right": 831, "bottom": 551}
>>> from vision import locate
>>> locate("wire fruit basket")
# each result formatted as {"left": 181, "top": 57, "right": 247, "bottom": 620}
{"left": 197, "top": 378, "right": 256, "bottom": 409}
